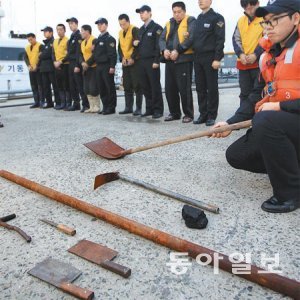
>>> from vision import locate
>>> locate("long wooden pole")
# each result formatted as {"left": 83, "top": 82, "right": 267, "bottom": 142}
{"left": 1, "top": 170, "right": 299, "bottom": 299}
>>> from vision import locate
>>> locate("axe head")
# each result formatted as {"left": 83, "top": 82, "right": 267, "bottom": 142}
{"left": 94, "top": 172, "right": 120, "bottom": 190}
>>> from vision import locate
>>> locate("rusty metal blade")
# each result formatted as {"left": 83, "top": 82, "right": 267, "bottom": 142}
{"left": 84, "top": 138, "right": 126, "bottom": 160}
{"left": 28, "top": 258, "right": 81, "bottom": 288}
{"left": 94, "top": 172, "right": 120, "bottom": 190}
{"left": 68, "top": 240, "right": 118, "bottom": 265}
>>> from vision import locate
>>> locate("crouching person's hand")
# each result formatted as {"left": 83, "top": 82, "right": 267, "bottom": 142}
{"left": 211, "top": 121, "right": 232, "bottom": 138}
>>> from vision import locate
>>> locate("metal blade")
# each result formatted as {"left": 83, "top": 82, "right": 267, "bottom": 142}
{"left": 28, "top": 258, "right": 82, "bottom": 288}
{"left": 40, "top": 219, "right": 58, "bottom": 228}
{"left": 68, "top": 240, "right": 118, "bottom": 265}
{"left": 84, "top": 137, "right": 126, "bottom": 160}
{"left": 94, "top": 172, "right": 120, "bottom": 190}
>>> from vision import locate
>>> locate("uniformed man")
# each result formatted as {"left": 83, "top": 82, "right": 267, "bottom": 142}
{"left": 135, "top": 5, "right": 164, "bottom": 118}
{"left": 118, "top": 14, "right": 143, "bottom": 116}
{"left": 159, "top": 1, "right": 195, "bottom": 123}
{"left": 39, "top": 26, "right": 60, "bottom": 109}
{"left": 64, "top": 17, "right": 89, "bottom": 112}
{"left": 193, "top": 0, "right": 225, "bottom": 126}
{"left": 52, "top": 24, "right": 71, "bottom": 110}
{"left": 212, "top": 0, "right": 300, "bottom": 213}
{"left": 80, "top": 25, "right": 101, "bottom": 113}
{"left": 233, "top": 0, "right": 264, "bottom": 105}
{"left": 86, "top": 18, "right": 117, "bottom": 115}
{"left": 24, "top": 33, "right": 43, "bottom": 109}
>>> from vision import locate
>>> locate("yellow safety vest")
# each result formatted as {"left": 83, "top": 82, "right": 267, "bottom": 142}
{"left": 119, "top": 25, "right": 136, "bottom": 60}
{"left": 81, "top": 35, "right": 96, "bottom": 67}
{"left": 53, "top": 36, "right": 69, "bottom": 63}
{"left": 25, "top": 42, "right": 41, "bottom": 68}
{"left": 237, "top": 15, "right": 263, "bottom": 56}
{"left": 166, "top": 15, "right": 193, "bottom": 55}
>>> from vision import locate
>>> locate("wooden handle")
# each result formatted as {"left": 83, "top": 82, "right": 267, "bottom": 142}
{"left": 57, "top": 224, "right": 76, "bottom": 236}
{"left": 101, "top": 260, "right": 131, "bottom": 278}
{"left": 60, "top": 282, "right": 94, "bottom": 300}
{"left": 126, "top": 120, "right": 252, "bottom": 155}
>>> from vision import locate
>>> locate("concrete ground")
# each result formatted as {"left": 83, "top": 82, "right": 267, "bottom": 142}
{"left": 0, "top": 89, "right": 299, "bottom": 300}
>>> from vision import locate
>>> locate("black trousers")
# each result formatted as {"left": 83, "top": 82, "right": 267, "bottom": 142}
{"left": 226, "top": 110, "right": 300, "bottom": 202}
{"left": 29, "top": 71, "right": 43, "bottom": 104}
{"left": 41, "top": 71, "right": 59, "bottom": 104}
{"left": 138, "top": 58, "right": 164, "bottom": 115}
{"left": 194, "top": 54, "right": 219, "bottom": 120}
{"left": 122, "top": 63, "right": 143, "bottom": 110}
{"left": 96, "top": 63, "right": 117, "bottom": 111}
{"left": 68, "top": 61, "right": 89, "bottom": 107}
{"left": 55, "top": 64, "right": 70, "bottom": 92}
{"left": 165, "top": 61, "right": 194, "bottom": 119}
{"left": 55, "top": 64, "right": 70, "bottom": 105}
{"left": 83, "top": 67, "right": 98, "bottom": 96}
{"left": 239, "top": 68, "right": 260, "bottom": 105}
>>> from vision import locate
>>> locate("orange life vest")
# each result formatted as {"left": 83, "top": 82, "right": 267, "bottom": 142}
{"left": 255, "top": 27, "right": 300, "bottom": 112}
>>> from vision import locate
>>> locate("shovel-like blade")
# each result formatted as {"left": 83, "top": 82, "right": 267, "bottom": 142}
{"left": 84, "top": 138, "right": 126, "bottom": 160}
{"left": 94, "top": 172, "right": 120, "bottom": 190}
{"left": 28, "top": 258, "right": 81, "bottom": 288}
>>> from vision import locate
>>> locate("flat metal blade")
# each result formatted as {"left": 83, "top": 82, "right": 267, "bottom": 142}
{"left": 84, "top": 137, "right": 126, "bottom": 160}
{"left": 40, "top": 219, "right": 58, "bottom": 228}
{"left": 94, "top": 172, "right": 120, "bottom": 190}
{"left": 68, "top": 240, "right": 118, "bottom": 265}
{"left": 28, "top": 258, "right": 82, "bottom": 288}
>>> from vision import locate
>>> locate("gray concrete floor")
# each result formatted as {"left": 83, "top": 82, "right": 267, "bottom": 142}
{"left": 0, "top": 89, "right": 299, "bottom": 300}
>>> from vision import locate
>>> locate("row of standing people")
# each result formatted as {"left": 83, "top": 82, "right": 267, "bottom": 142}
{"left": 24, "top": 1, "right": 227, "bottom": 125}
{"left": 23, "top": 0, "right": 266, "bottom": 126}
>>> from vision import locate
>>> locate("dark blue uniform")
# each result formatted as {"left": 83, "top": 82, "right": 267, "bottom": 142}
{"left": 63, "top": 30, "right": 89, "bottom": 111}
{"left": 137, "top": 20, "right": 164, "bottom": 117}
{"left": 193, "top": 8, "right": 225, "bottom": 124}
{"left": 39, "top": 37, "right": 59, "bottom": 108}
{"left": 87, "top": 32, "right": 117, "bottom": 114}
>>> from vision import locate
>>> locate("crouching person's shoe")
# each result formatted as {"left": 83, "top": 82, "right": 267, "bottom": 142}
{"left": 261, "top": 196, "right": 300, "bottom": 213}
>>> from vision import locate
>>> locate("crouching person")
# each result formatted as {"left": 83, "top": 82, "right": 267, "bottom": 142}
{"left": 212, "top": 0, "right": 300, "bottom": 213}
{"left": 81, "top": 25, "right": 101, "bottom": 113}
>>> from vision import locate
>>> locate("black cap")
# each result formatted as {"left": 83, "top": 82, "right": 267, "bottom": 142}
{"left": 136, "top": 5, "right": 151, "bottom": 13}
{"left": 66, "top": 17, "right": 78, "bottom": 24}
{"left": 256, "top": 0, "right": 300, "bottom": 17}
{"left": 41, "top": 26, "right": 53, "bottom": 32}
{"left": 95, "top": 17, "right": 108, "bottom": 25}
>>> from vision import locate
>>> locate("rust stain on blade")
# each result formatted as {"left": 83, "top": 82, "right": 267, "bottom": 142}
{"left": 94, "top": 172, "right": 120, "bottom": 190}
{"left": 68, "top": 240, "right": 118, "bottom": 265}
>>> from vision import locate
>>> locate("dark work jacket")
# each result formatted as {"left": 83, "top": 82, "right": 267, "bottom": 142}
{"left": 137, "top": 20, "right": 163, "bottom": 64}
{"left": 193, "top": 8, "right": 225, "bottom": 61}
{"left": 62, "top": 30, "right": 82, "bottom": 67}
{"left": 86, "top": 32, "right": 117, "bottom": 68}
{"left": 39, "top": 37, "right": 55, "bottom": 73}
